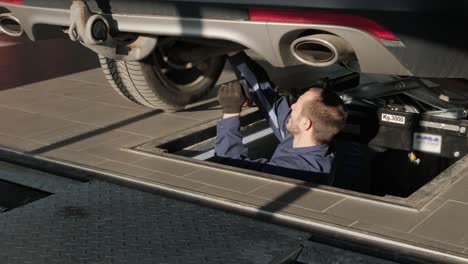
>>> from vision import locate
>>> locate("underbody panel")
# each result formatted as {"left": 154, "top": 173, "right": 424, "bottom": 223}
{"left": 2, "top": 1, "right": 468, "bottom": 78}
{"left": 21, "top": 0, "right": 468, "bottom": 13}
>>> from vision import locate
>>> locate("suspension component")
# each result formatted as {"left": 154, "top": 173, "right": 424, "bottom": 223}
{"left": 68, "top": 0, "right": 157, "bottom": 61}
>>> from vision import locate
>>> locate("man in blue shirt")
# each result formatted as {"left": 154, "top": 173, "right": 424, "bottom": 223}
{"left": 215, "top": 51, "right": 347, "bottom": 184}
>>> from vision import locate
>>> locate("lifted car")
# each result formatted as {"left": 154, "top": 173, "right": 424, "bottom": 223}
{"left": 1, "top": 0, "right": 467, "bottom": 116}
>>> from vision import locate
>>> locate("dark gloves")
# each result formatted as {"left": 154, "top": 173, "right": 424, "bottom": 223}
{"left": 217, "top": 81, "right": 247, "bottom": 114}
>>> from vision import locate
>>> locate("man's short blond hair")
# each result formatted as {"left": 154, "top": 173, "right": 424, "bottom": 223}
{"left": 301, "top": 88, "right": 347, "bottom": 144}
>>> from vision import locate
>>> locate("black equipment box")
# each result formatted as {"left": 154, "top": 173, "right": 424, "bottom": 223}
{"left": 369, "top": 109, "right": 468, "bottom": 158}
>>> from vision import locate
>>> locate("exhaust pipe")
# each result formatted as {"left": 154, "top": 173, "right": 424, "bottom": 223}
{"left": 290, "top": 34, "right": 355, "bottom": 67}
{"left": 0, "top": 14, "right": 23, "bottom": 37}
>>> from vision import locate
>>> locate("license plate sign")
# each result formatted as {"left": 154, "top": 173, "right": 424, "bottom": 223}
{"left": 382, "top": 113, "right": 406, "bottom": 125}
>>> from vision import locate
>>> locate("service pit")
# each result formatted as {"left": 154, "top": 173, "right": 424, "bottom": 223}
{"left": 132, "top": 105, "right": 467, "bottom": 210}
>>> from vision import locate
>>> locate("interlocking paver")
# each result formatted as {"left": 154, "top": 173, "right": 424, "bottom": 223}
{"left": 411, "top": 201, "right": 468, "bottom": 248}
{"left": 250, "top": 182, "right": 345, "bottom": 212}
{"left": 62, "top": 103, "right": 150, "bottom": 126}
{"left": 82, "top": 143, "right": 148, "bottom": 164}
{"left": 135, "top": 171, "right": 207, "bottom": 190}
{"left": 90, "top": 91, "right": 144, "bottom": 109}
{"left": 440, "top": 174, "right": 468, "bottom": 203}
{"left": 185, "top": 169, "right": 270, "bottom": 193}
{"left": 324, "top": 198, "right": 430, "bottom": 232}
{"left": 116, "top": 113, "right": 202, "bottom": 138}
{"left": 45, "top": 82, "right": 111, "bottom": 100}
{"left": 27, "top": 123, "right": 132, "bottom": 152}
{"left": 41, "top": 148, "right": 107, "bottom": 166}
{"left": 0, "top": 133, "right": 45, "bottom": 152}
{"left": 18, "top": 78, "right": 86, "bottom": 93}
{"left": 19, "top": 97, "right": 90, "bottom": 118}
{"left": 198, "top": 186, "right": 271, "bottom": 206}
{"left": 0, "top": 89, "right": 65, "bottom": 110}
{"left": 61, "top": 68, "right": 110, "bottom": 85}
{"left": 351, "top": 221, "right": 466, "bottom": 254}
{"left": 132, "top": 157, "right": 198, "bottom": 177}
{"left": 0, "top": 108, "right": 76, "bottom": 138}
{"left": 93, "top": 161, "right": 154, "bottom": 178}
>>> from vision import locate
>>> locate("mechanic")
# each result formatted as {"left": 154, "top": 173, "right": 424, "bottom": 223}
{"left": 215, "top": 51, "right": 347, "bottom": 184}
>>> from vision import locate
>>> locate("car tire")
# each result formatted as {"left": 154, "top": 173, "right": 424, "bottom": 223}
{"left": 99, "top": 49, "right": 226, "bottom": 111}
{"left": 99, "top": 55, "right": 140, "bottom": 105}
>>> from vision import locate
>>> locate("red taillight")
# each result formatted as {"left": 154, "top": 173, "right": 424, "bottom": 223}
{"left": 249, "top": 9, "right": 398, "bottom": 41}
{"left": 0, "top": 0, "right": 22, "bottom": 5}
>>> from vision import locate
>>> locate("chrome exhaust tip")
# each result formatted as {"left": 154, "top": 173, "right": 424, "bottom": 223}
{"left": 290, "top": 34, "right": 354, "bottom": 67}
{"left": 0, "top": 14, "right": 23, "bottom": 37}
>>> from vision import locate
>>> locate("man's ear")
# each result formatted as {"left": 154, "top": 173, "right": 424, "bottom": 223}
{"left": 301, "top": 116, "right": 313, "bottom": 131}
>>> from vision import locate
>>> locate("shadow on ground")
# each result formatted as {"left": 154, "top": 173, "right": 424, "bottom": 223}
{"left": 0, "top": 37, "right": 99, "bottom": 90}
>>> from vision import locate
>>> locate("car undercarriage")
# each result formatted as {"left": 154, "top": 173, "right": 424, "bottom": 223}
{"left": 1, "top": 0, "right": 467, "bottom": 107}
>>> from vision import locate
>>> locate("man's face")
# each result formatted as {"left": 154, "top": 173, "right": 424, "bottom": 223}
{"left": 287, "top": 96, "right": 303, "bottom": 134}
{"left": 286, "top": 89, "right": 321, "bottom": 135}
{"left": 286, "top": 111, "right": 301, "bottom": 134}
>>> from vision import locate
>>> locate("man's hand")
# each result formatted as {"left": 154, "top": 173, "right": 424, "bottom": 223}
{"left": 217, "top": 81, "right": 246, "bottom": 114}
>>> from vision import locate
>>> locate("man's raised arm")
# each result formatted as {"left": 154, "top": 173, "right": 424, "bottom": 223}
{"left": 228, "top": 52, "right": 291, "bottom": 141}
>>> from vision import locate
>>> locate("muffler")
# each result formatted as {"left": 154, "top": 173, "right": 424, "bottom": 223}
{"left": 290, "top": 34, "right": 355, "bottom": 67}
{"left": 0, "top": 14, "right": 23, "bottom": 37}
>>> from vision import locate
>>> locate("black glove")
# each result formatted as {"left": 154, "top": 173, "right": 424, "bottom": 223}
{"left": 217, "top": 81, "right": 246, "bottom": 114}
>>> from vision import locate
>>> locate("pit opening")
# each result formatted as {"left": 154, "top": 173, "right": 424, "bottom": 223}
{"left": 134, "top": 106, "right": 465, "bottom": 209}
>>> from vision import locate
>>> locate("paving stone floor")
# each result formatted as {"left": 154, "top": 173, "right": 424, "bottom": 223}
{"left": 1, "top": 36, "right": 468, "bottom": 260}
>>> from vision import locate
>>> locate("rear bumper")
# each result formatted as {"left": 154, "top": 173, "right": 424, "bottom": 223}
{"left": 21, "top": 0, "right": 468, "bottom": 14}
{"left": 1, "top": 3, "right": 413, "bottom": 76}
